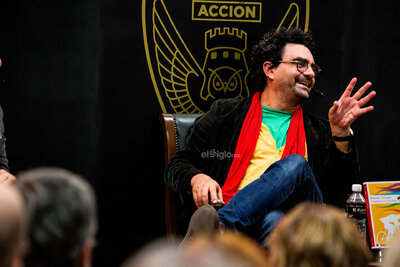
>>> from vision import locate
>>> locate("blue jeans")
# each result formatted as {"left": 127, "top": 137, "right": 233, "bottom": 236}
{"left": 218, "top": 154, "right": 323, "bottom": 243}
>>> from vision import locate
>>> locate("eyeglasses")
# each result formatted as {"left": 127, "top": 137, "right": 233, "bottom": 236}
{"left": 274, "top": 59, "right": 322, "bottom": 77}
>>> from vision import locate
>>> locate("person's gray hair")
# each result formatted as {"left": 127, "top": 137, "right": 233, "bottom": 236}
{"left": 16, "top": 167, "right": 97, "bottom": 267}
{"left": 0, "top": 184, "right": 27, "bottom": 267}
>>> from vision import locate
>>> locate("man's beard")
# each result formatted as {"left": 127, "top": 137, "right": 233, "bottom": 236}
{"left": 292, "top": 74, "right": 313, "bottom": 99}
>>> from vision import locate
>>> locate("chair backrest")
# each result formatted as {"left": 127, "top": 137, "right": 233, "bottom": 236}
{"left": 159, "top": 113, "right": 202, "bottom": 239}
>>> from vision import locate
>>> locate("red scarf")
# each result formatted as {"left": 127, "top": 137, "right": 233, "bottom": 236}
{"left": 221, "top": 93, "right": 306, "bottom": 203}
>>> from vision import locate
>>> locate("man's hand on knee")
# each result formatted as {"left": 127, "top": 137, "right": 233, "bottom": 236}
{"left": 191, "top": 173, "right": 224, "bottom": 208}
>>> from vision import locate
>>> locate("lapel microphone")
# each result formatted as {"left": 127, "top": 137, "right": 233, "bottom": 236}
{"left": 312, "top": 88, "right": 324, "bottom": 97}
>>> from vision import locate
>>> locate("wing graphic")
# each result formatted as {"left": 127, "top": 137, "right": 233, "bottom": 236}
{"left": 153, "top": 0, "right": 205, "bottom": 113}
{"left": 277, "top": 1, "right": 310, "bottom": 32}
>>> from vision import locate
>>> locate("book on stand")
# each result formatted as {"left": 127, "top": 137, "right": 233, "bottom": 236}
{"left": 363, "top": 181, "right": 400, "bottom": 248}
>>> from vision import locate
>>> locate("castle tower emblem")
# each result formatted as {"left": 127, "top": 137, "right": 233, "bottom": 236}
{"left": 201, "top": 27, "right": 249, "bottom": 101}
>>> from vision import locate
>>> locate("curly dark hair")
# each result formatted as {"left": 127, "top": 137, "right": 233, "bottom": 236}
{"left": 248, "top": 27, "right": 316, "bottom": 92}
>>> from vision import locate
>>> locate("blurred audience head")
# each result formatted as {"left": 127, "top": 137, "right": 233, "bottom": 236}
{"left": 121, "top": 239, "right": 184, "bottom": 267}
{"left": 186, "top": 230, "right": 268, "bottom": 267}
{"left": 267, "top": 202, "right": 372, "bottom": 267}
{"left": 383, "top": 234, "right": 400, "bottom": 267}
{"left": 0, "top": 184, "right": 27, "bottom": 267}
{"left": 122, "top": 231, "right": 268, "bottom": 267}
{"left": 16, "top": 167, "right": 97, "bottom": 267}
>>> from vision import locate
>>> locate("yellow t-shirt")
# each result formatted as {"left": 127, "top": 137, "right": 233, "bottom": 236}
{"left": 238, "top": 123, "right": 308, "bottom": 190}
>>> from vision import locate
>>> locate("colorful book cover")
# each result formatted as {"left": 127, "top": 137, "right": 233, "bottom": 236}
{"left": 363, "top": 182, "right": 400, "bottom": 248}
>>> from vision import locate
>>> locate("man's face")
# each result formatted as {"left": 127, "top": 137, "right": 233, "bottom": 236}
{"left": 274, "top": 43, "right": 316, "bottom": 101}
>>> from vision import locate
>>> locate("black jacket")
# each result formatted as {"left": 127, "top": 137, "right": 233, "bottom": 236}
{"left": 0, "top": 105, "right": 9, "bottom": 172}
{"left": 165, "top": 97, "right": 359, "bottom": 207}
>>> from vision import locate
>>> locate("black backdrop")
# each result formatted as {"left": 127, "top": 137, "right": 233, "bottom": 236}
{"left": 0, "top": 1, "right": 397, "bottom": 266}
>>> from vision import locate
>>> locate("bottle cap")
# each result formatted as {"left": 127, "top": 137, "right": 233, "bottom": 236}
{"left": 352, "top": 184, "right": 362, "bottom": 192}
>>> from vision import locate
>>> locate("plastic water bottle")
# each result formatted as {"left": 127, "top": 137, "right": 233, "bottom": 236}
{"left": 346, "top": 184, "right": 367, "bottom": 243}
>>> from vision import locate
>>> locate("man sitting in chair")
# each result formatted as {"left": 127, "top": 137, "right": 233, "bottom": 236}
{"left": 165, "top": 27, "right": 376, "bottom": 245}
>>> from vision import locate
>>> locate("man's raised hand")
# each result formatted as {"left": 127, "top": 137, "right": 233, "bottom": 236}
{"left": 329, "top": 77, "right": 376, "bottom": 137}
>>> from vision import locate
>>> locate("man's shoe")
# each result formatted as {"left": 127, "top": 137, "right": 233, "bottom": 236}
{"left": 179, "top": 205, "right": 219, "bottom": 248}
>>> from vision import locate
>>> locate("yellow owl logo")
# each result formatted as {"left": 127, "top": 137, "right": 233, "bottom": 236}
{"left": 201, "top": 28, "right": 249, "bottom": 102}
{"left": 143, "top": 0, "right": 310, "bottom": 113}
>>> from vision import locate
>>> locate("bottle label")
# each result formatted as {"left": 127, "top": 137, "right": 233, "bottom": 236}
{"left": 346, "top": 203, "right": 367, "bottom": 243}
{"left": 346, "top": 203, "right": 367, "bottom": 219}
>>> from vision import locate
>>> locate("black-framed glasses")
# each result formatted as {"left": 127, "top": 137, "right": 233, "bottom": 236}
{"left": 275, "top": 59, "right": 322, "bottom": 77}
